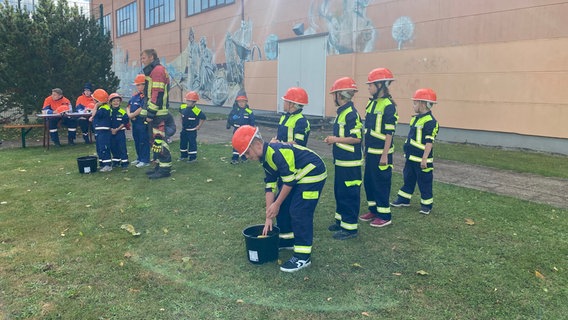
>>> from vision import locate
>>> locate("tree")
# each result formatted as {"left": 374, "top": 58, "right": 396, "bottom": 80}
{"left": 0, "top": 0, "right": 119, "bottom": 123}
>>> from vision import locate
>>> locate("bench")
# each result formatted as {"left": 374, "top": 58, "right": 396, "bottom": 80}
{"left": 2, "top": 124, "right": 44, "bottom": 148}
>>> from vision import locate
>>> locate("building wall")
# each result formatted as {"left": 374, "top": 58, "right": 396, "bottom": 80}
{"left": 93, "top": 0, "right": 568, "bottom": 153}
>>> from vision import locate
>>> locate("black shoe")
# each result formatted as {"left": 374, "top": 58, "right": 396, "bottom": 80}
{"left": 328, "top": 223, "right": 341, "bottom": 232}
{"left": 332, "top": 230, "right": 358, "bottom": 240}
{"left": 280, "top": 255, "right": 311, "bottom": 272}
{"left": 148, "top": 170, "right": 171, "bottom": 179}
{"left": 146, "top": 166, "right": 159, "bottom": 175}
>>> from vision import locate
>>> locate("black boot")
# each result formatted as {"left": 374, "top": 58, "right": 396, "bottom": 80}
{"left": 146, "top": 165, "right": 159, "bottom": 175}
{"left": 148, "top": 167, "right": 171, "bottom": 179}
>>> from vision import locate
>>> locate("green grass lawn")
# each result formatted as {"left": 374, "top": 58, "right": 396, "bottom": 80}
{"left": 1, "top": 142, "right": 567, "bottom": 319}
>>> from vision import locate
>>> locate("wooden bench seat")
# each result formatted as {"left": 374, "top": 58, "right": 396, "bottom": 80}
{"left": 2, "top": 123, "right": 44, "bottom": 148}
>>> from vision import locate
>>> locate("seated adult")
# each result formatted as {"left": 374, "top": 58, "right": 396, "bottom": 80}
{"left": 75, "top": 82, "right": 96, "bottom": 144}
{"left": 42, "top": 88, "right": 75, "bottom": 146}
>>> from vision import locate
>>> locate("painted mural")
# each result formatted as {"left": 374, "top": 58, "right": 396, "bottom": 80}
{"left": 112, "top": 0, "right": 415, "bottom": 106}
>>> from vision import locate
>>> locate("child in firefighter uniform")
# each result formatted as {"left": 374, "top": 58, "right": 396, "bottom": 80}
{"left": 324, "top": 77, "right": 363, "bottom": 240}
{"left": 275, "top": 87, "right": 311, "bottom": 146}
{"left": 391, "top": 88, "right": 439, "bottom": 215}
{"left": 42, "top": 88, "right": 74, "bottom": 146}
{"left": 359, "top": 68, "right": 399, "bottom": 228}
{"left": 127, "top": 74, "right": 150, "bottom": 168}
{"left": 226, "top": 90, "right": 255, "bottom": 164}
{"left": 232, "top": 125, "right": 327, "bottom": 273}
{"left": 89, "top": 89, "right": 113, "bottom": 172}
{"left": 75, "top": 82, "right": 96, "bottom": 144}
{"left": 109, "top": 93, "right": 129, "bottom": 169}
{"left": 179, "top": 91, "right": 207, "bottom": 162}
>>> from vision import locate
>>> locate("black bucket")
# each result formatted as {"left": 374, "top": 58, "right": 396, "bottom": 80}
{"left": 242, "top": 224, "right": 280, "bottom": 264}
{"left": 77, "top": 156, "right": 98, "bottom": 174}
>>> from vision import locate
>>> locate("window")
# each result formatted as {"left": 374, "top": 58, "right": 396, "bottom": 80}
{"left": 187, "top": 0, "right": 234, "bottom": 16}
{"left": 145, "top": 0, "right": 175, "bottom": 28}
{"left": 102, "top": 14, "right": 111, "bottom": 36}
{"left": 117, "top": 2, "right": 138, "bottom": 37}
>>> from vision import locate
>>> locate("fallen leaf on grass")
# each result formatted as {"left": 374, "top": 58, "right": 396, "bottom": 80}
{"left": 206, "top": 178, "right": 213, "bottom": 182}
{"left": 304, "top": 276, "right": 309, "bottom": 281}
{"left": 181, "top": 257, "right": 191, "bottom": 263}
{"left": 392, "top": 272, "right": 402, "bottom": 276}
{"left": 351, "top": 263, "right": 363, "bottom": 269}
{"left": 124, "top": 252, "right": 133, "bottom": 259}
{"left": 535, "top": 270, "right": 545, "bottom": 279}
{"left": 85, "top": 204, "right": 91, "bottom": 208}
{"left": 416, "top": 270, "right": 429, "bottom": 276}
{"left": 163, "top": 228, "right": 169, "bottom": 234}
{"left": 465, "top": 218, "right": 475, "bottom": 225}
{"left": 123, "top": 177, "right": 131, "bottom": 181}
{"left": 121, "top": 224, "right": 141, "bottom": 236}
{"left": 326, "top": 297, "right": 332, "bottom": 301}
{"left": 129, "top": 288, "right": 140, "bottom": 293}
{"left": 362, "top": 312, "right": 370, "bottom": 317}
{"left": 1, "top": 201, "right": 7, "bottom": 205}
{"left": 18, "top": 169, "right": 27, "bottom": 172}
{"left": 236, "top": 299, "right": 244, "bottom": 303}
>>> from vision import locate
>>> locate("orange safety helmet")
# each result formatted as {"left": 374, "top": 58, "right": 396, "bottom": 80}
{"left": 366, "top": 68, "right": 395, "bottom": 84}
{"left": 329, "top": 77, "right": 358, "bottom": 93}
{"left": 281, "top": 87, "right": 308, "bottom": 105}
{"left": 109, "top": 93, "right": 122, "bottom": 102}
{"left": 185, "top": 91, "right": 199, "bottom": 101}
{"left": 92, "top": 89, "right": 109, "bottom": 103}
{"left": 133, "top": 74, "right": 146, "bottom": 85}
{"left": 412, "top": 88, "right": 437, "bottom": 104}
{"left": 232, "top": 125, "right": 261, "bottom": 156}
{"left": 235, "top": 95, "right": 248, "bottom": 101}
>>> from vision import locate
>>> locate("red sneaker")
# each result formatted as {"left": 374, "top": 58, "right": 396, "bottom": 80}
{"left": 359, "top": 212, "right": 377, "bottom": 222}
{"left": 370, "top": 218, "right": 392, "bottom": 228}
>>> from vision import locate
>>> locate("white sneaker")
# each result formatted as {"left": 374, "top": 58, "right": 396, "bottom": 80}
{"left": 136, "top": 162, "right": 150, "bottom": 168}
{"left": 99, "top": 166, "right": 112, "bottom": 172}
{"left": 131, "top": 160, "right": 140, "bottom": 165}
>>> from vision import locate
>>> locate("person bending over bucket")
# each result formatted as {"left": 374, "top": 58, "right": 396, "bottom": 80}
{"left": 232, "top": 125, "right": 327, "bottom": 273}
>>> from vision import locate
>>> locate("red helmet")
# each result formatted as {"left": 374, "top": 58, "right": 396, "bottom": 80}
{"left": 92, "top": 89, "right": 109, "bottom": 103}
{"left": 329, "top": 77, "right": 358, "bottom": 93}
{"left": 412, "top": 88, "right": 437, "bottom": 104}
{"left": 236, "top": 95, "right": 248, "bottom": 101}
{"left": 133, "top": 74, "right": 145, "bottom": 85}
{"left": 366, "top": 68, "right": 395, "bottom": 84}
{"left": 231, "top": 125, "right": 261, "bottom": 156}
{"left": 185, "top": 91, "right": 199, "bottom": 101}
{"left": 109, "top": 93, "right": 122, "bottom": 102}
{"left": 282, "top": 87, "right": 308, "bottom": 105}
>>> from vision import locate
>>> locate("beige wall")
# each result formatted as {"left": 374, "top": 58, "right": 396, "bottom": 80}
{"left": 95, "top": 0, "right": 568, "bottom": 140}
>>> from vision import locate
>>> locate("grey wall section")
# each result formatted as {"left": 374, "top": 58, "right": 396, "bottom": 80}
{"left": 396, "top": 124, "right": 568, "bottom": 156}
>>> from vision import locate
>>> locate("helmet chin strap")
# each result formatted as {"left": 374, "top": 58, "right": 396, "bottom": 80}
{"left": 334, "top": 92, "right": 341, "bottom": 107}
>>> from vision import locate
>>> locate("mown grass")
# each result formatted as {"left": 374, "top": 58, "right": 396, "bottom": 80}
{"left": 0, "top": 141, "right": 566, "bottom": 319}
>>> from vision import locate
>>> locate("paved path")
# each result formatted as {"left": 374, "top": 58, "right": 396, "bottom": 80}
{"left": 2, "top": 116, "right": 566, "bottom": 209}
{"left": 197, "top": 119, "right": 568, "bottom": 210}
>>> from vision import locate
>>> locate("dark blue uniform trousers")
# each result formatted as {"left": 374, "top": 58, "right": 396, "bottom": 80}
{"left": 180, "top": 129, "right": 198, "bottom": 160}
{"left": 276, "top": 179, "right": 326, "bottom": 255}
{"left": 95, "top": 130, "right": 111, "bottom": 168}
{"left": 399, "top": 159, "right": 434, "bottom": 210}
{"left": 333, "top": 165, "right": 361, "bottom": 230}
{"left": 363, "top": 153, "right": 393, "bottom": 220}
{"left": 110, "top": 130, "right": 128, "bottom": 167}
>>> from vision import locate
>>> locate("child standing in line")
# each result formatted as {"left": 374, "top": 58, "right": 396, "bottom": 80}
{"left": 226, "top": 90, "right": 255, "bottom": 164}
{"left": 391, "top": 88, "right": 439, "bottom": 215}
{"left": 179, "top": 91, "right": 206, "bottom": 162}
{"left": 89, "top": 89, "right": 112, "bottom": 172}
{"left": 275, "top": 87, "right": 311, "bottom": 146}
{"left": 109, "top": 93, "right": 129, "bottom": 169}
{"left": 127, "top": 74, "right": 151, "bottom": 168}
{"left": 359, "top": 68, "right": 399, "bottom": 228}
{"left": 324, "top": 77, "right": 363, "bottom": 240}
